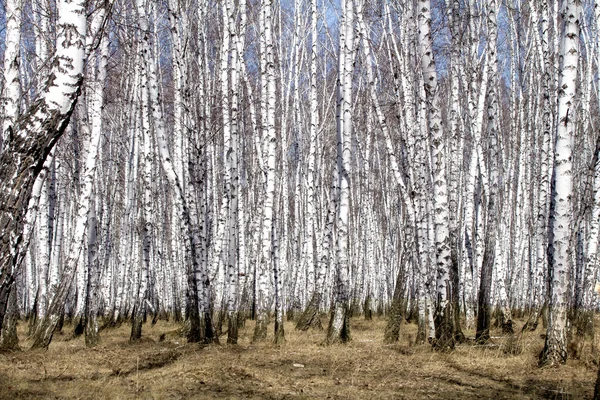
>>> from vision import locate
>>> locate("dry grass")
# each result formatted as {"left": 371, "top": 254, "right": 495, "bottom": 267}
{"left": 0, "top": 316, "right": 597, "bottom": 399}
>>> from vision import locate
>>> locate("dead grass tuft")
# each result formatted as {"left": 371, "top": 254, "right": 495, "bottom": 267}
{"left": 502, "top": 333, "right": 525, "bottom": 356}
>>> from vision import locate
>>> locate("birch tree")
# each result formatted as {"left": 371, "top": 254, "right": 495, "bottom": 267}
{"left": 326, "top": 0, "right": 354, "bottom": 345}
{"left": 1, "top": 0, "right": 23, "bottom": 146}
{"left": 296, "top": 0, "right": 322, "bottom": 331}
{"left": 540, "top": 0, "right": 581, "bottom": 367}
{"left": 524, "top": 0, "right": 554, "bottom": 332}
{"left": 416, "top": 0, "right": 455, "bottom": 350}
{"left": 0, "top": 0, "right": 88, "bottom": 337}
{"left": 476, "top": 0, "right": 507, "bottom": 342}
{"left": 29, "top": 0, "right": 115, "bottom": 348}
{"left": 254, "top": 0, "right": 278, "bottom": 342}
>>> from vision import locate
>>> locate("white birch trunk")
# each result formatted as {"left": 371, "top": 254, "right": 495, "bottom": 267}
{"left": 583, "top": 137, "right": 600, "bottom": 308}
{"left": 253, "top": 0, "right": 277, "bottom": 342}
{"left": 131, "top": 73, "right": 153, "bottom": 340}
{"left": 1, "top": 0, "right": 23, "bottom": 147}
{"left": 326, "top": 0, "right": 353, "bottom": 345}
{"left": 540, "top": 0, "right": 581, "bottom": 367}
{"left": 15, "top": 0, "right": 88, "bottom": 347}
{"left": 225, "top": 0, "right": 241, "bottom": 344}
{"left": 417, "top": 0, "right": 454, "bottom": 349}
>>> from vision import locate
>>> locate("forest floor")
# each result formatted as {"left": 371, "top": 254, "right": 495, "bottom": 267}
{"left": 0, "top": 315, "right": 598, "bottom": 399}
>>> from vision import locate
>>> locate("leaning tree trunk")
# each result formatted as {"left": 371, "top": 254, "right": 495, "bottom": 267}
{"left": 0, "top": 284, "right": 19, "bottom": 350}
{"left": 30, "top": 9, "right": 111, "bottom": 347}
{"left": 0, "top": 0, "right": 87, "bottom": 338}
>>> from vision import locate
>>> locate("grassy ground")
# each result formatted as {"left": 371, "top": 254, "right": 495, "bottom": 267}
{"left": 0, "top": 316, "right": 597, "bottom": 399}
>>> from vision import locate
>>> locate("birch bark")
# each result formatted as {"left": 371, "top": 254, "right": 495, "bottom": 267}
{"left": 540, "top": 0, "right": 581, "bottom": 367}
{"left": 417, "top": 0, "right": 455, "bottom": 350}
{"left": 1, "top": 0, "right": 23, "bottom": 148}
{"left": 296, "top": 0, "right": 323, "bottom": 331}
{"left": 253, "top": 0, "right": 278, "bottom": 342}
{"left": 0, "top": 0, "right": 87, "bottom": 338}
{"left": 326, "top": 0, "right": 354, "bottom": 345}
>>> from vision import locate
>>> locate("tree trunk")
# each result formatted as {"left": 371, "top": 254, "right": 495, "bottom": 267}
{"left": 84, "top": 193, "right": 100, "bottom": 347}
{"left": 326, "top": 0, "right": 354, "bottom": 346}
{"left": 253, "top": 0, "right": 278, "bottom": 343}
{"left": 1, "top": 0, "right": 23, "bottom": 144}
{"left": 0, "top": 284, "right": 20, "bottom": 350}
{"left": 0, "top": 0, "right": 87, "bottom": 338}
{"left": 416, "top": 0, "right": 455, "bottom": 351}
{"left": 594, "top": 362, "right": 600, "bottom": 399}
{"left": 540, "top": 0, "right": 580, "bottom": 367}
{"left": 384, "top": 268, "right": 405, "bottom": 343}
{"left": 273, "top": 219, "right": 285, "bottom": 345}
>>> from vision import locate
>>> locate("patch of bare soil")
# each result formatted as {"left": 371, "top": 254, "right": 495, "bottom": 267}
{"left": 0, "top": 317, "right": 596, "bottom": 399}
